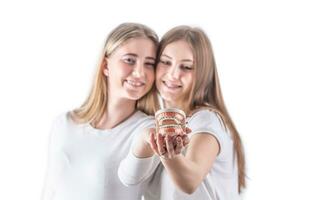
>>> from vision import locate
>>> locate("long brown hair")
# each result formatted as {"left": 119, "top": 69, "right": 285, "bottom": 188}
{"left": 72, "top": 23, "right": 158, "bottom": 124}
{"left": 157, "top": 26, "right": 246, "bottom": 192}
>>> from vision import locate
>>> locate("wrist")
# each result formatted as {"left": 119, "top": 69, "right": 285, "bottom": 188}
{"left": 133, "top": 142, "right": 154, "bottom": 158}
{"left": 161, "top": 152, "right": 183, "bottom": 162}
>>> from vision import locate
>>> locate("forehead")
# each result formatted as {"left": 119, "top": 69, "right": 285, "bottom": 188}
{"left": 162, "top": 40, "right": 193, "bottom": 61}
{"left": 114, "top": 38, "right": 156, "bottom": 57}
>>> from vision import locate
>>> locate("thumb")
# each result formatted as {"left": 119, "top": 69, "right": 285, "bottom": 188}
{"left": 185, "top": 127, "right": 192, "bottom": 134}
{"left": 149, "top": 127, "right": 156, "bottom": 134}
{"left": 146, "top": 128, "right": 156, "bottom": 142}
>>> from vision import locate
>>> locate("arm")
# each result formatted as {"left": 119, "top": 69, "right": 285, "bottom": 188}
{"left": 149, "top": 110, "right": 225, "bottom": 194}
{"left": 153, "top": 132, "right": 220, "bottom": 194}
{"left": 118, "top": 128, "right": 190, "bottom": 186}
{"left": 42, "top": 149, "right": 55, "bottom": 200}
{"left": 132, "top": 128, "right": 155, "bottom": 158}
{"left": 41, "top": 117, "right": 63, "bottom": 200}
{"left": 164, "top": 133, "right": 219, "bottom": 194}
{"left": 118, "top": 128, "right": 160, "bottom": 186}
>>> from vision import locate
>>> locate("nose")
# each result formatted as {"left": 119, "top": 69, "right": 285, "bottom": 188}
{"left": 168, "top": 65, "right": 180, "bottom": 80}
{"left": 132, "top": 61, "right": 145, "bottom": 78}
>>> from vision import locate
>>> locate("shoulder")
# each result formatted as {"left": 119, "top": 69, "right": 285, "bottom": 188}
{"left": 188, "top": 109, "right": 232, "bottom": 159}
{"left": 188, "top": 109, "right": 226, "bottom": 132}
{"left": 48, "top": 111, "right": 72, "bottom": 145}
{"left": 123, "top": 111, "right": 155, "bottom": 139}
{"left": 51, "top": 112, "right": 70, "bottom": 127}
{"left": 50, "top": 111, "right": 78, "bottom": 135}
{"left": 134, "top": 110, "right": 153, "bottom": 119}
{"left": 132, "top": 110, "right": 155, "bottom": 127}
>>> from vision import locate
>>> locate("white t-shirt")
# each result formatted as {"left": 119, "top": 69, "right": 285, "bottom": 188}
{"left": 42, "top": 110, "right": 154, "bottom": 200}
{"left": 119, "top": 110, "right": 240, "bottom": 200}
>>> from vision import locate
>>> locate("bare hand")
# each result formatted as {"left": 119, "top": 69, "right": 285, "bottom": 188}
{"left": 148, "top": 127, "right": 191, "bottom": 159}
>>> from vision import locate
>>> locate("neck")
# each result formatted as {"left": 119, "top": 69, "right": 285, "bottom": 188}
{"left": 94, "top": 97, "right": 136, "bottom": 130}
{"left": 165, "top": 100, "right": 190, "bottom": 114}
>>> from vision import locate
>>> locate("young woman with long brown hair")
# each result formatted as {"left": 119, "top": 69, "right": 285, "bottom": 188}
{"left": 42, "top": 23, "right": 159, "bottom": 200}
{"left": 119, "top": 25, "right": 246, "bottom": 200}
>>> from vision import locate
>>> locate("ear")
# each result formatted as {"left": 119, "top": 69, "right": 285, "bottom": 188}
{"left": 102, "top": 57, "right": 109, "bottom": 77}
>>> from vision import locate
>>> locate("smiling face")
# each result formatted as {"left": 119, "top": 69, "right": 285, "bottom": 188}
{"left": 156, "top": 40, "right": 195, "bottom": 109}
{"left": 104, "top": 37, "right": 156, "bottom": 100}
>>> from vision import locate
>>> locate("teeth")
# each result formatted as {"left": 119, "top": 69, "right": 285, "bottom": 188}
{"left": 127, "top": 80, "right": 144, "bottom": 87}
{"left": 164, "top": 81, "right": 181, "bottom": 88}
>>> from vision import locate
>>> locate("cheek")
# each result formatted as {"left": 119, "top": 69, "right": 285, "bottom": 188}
{"left": 156, "top": 67, "right": 165, "bottom": 82}
{"left": 184, "top": 75, "right": 194, "bottom": 89}
{"left": 122, "top": 65, "right": 133, "bottom": 75}
{"left": 155, "top": 74, "right": 163, "bottom": 88}
{"left": 115, "top": 60, "right": 132, "bottom": 74}
{"left": 146, "top": 70, "right": 155, "bottom": 84}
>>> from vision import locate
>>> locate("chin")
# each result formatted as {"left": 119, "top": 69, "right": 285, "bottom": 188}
{"left": 160, "top": 94, "right": 178, "bottom": 105}
{"left": 126, "top": 94, "right": 142, "bottom": 100}
{"left": 127, "top": 91, "right": 147, "bottom": 100}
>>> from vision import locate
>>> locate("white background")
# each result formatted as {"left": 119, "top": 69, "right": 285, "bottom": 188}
{"left": 1, "top": 0, "right": 321, "bottom": 199}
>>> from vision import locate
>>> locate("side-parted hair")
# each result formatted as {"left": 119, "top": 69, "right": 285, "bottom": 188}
{"left": 71, "top": 23, "right": 158, "bottom": 124}
{"left": 157, "top": 26, "right": 246, "bottom": 193}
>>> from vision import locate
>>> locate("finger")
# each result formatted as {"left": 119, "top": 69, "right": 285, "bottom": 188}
{"left": 174, "top": 136, "right": 183, "bottom": 154}
{"left": 149, "top": 130, "right": 160, "bottom": 155}
{"left": 165, "top": 134, "right": 175, "bottom": 159}
{"left": 185, "top": 127, "right": 192, "bottom": 134}
{"left": 182, "top": 134, "right": 190, "bottom": 146}
{"left": 172, "top": 135, "right": 178, "bottom": 149}
{"left": 175, "top": 127, "right": 185, "bottom": 136}
{"left": 148, "top": 128, "right": 156, "bottom": 140}
{"left": 148, "top": 128, "right": 155, "bottom": 142}
{"left": 157, "top": 133, "right": 166, "bottom": 156}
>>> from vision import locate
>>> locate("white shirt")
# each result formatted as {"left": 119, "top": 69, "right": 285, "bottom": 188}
{"left": 119, "top": 110, "right": 240, "bottom": 200}
{"left": 42, "top": 111, "right": 154, "bottom": 200}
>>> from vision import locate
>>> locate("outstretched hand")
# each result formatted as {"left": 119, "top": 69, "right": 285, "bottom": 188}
{"left": 148, "top": 127, "right": 191, "bottom": 159}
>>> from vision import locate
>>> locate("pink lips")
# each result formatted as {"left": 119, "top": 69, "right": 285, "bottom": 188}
{"left": 163, "top": 80, "right": 182, "bottom": 89}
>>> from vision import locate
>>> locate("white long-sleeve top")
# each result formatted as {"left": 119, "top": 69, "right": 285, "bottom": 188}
{"left": 42, "top": 111, "right": 154, "bottom": 200}
{"left": 119, "top": 110, "right": 240, "bottom": 200}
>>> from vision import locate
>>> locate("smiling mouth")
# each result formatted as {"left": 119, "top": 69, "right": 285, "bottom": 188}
{"left": 163, "top": 81, "right": 182, "bottom": 89}
{"left": 125, "top": 80, "right": 145, "bottom": 87}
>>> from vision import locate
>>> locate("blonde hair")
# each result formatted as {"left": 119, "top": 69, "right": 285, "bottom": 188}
{"left": 157, "top": 26, "right": 246, "bottom": 192}
{"left": 71, "top": 23, "right": 158, "bottom": 124}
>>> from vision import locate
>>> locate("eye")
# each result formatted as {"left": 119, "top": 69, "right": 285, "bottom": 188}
{"left": 123, "top": 57, "right": 136, "bottom": 65}
{"left": 180, "top": 64, "right": 194, "bottom": 71}
{"left": 145, "top": 62, "right": 156, "bottom": 68}
{"left": 160, "top": 59, "right": 171, "bottom": 66}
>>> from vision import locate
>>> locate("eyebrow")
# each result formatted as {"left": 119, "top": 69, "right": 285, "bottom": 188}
{"left": 123, "top": 53, "right": 156, "bottom": 62}
{"left": 181, "top": 59, "right": 193, "bottom": 63}
{"left": 123, "top": 53, "right": 138, "bottom": 57}
{"left": 146, "top": 57, "right": 156, "bottom": 62}
{"left": 161, "top": 54, "right": 193, "bottom": 63}
{"left": 161, "top": 54, "right": 172, "bottom": 59}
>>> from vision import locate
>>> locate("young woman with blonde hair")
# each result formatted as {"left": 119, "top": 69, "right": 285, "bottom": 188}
{"left": 42, "top": 23, "right": 159, "bottom": 200}
{"left": 119, "top": 25, "right": 246, "bottom": 200}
